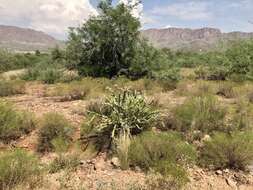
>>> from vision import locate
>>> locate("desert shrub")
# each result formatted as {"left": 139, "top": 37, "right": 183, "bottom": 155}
{"left": 248, "top": 90, "right": 253, "bottom": 103}
{"left": 0, "top": 80, "right": 25, "bottom": 97}
{"left": 226, "top": 40, "right": 253, "bottom": 77}
{"left": 86, "top": 99, "right": 107, "bottom": 114}
{"left": 39, "top": 67, "right": 62, "bottom": 84}
{"left": 47, "top": 82, "right": 91, "bottom": 101}
{"left": 194, "top": 66, "right": 209, "bottom": 80}
{"left": 152, "top": 68, "right": 181, "bottom": 91}
{"left": 144, "top": 172, "right": 185, "bottom": 190}
{"left": 173, "top": 95, "right": 226, "bottom": 139}
{"left": 122, "top": 78, "right": 163, "bottom": 94}
{"left": 115, "top": 133, "right": 131, "bottom": 170}
{"left": 200, "top": 132, "right": 253, "bottom": 170}
{"left": 194, "top": 65, "right": 228, "bottom": 81}
{"left": 216, "top": 82, "right": 236, "bottom": 98}
{"left": 207, "top": 66, "right": 229, "bottom": 80}
{"left": 0, "top": 149, "right": 41, "bottom": 190}
{"left": 228, "top": 99, "right": 252, "bottom": 132}
{"left": 37, "top": 113, "right": 73, "bottom": 153}
{"left": 82, "top": 90, "right": 158, "bottom": 151}
{"left": 191, "top": 81, "right": 214, "bottom": 97}
{"left": 0, "top": 101, "right": 36, "bottom": 143}
{"left": 128, "top": 131, "right": 195, "bottom": 188}
{"left": 128, "top": 131, "right": 196, "bottom": 171}
{"left": 49, "top": 154, "right": 80, "bottom": 174}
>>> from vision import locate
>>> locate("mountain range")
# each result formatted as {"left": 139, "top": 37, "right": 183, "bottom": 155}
{"left": 0, "top": 25, "right": 62, "bottom": 52}
{"left": 141, "top": 27, "right": 253, "bottom": 51}
{"left": 0, "top": 25, "right": 253, "bottom": 52}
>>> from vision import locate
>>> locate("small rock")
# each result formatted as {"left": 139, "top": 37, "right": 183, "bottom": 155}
{"left": 202, "top": 134, "right": 211, "bottom": 142}
{"left": 94, "top": 160, "right": 106, "bottom": 171}
{"left": 111, "top": 157, "right": 120, "bottom": 168}
{"left": 135, "top": 166, "right": 142, "bottom": 172}
{"left": 216, "top": 170, "right": 223, "bottom": 175}
{"left": 226, "top": 178, "right": 237, "bottom": 188}
{"left": 86, "top": 160, "right": 94, "bottom": 164}
{"left": 224, "top": 169, "right": 230, "bottom": 173}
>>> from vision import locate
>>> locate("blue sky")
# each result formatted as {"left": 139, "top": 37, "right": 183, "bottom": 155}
{"left": 0, "top": 0, "right": 253, "bottom": 39}
{"left": 138, "top": 0, "right": 253, "bottom": 32}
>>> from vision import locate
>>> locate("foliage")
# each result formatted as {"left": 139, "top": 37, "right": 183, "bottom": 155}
{"left": 172, "top": 95, "right": 226, "bottom": 139}
{"left": 216, "top": 82, "right": 236, "bottom": 98}
{"left": 229, "top": 99, "right": 252, "bottom": 132}
{"left": 145, "top": 170, "right": 187, "bottom": 190}
{"left": 0, "top": 49, "right": 46, "bottom": 73}
{"left": 128, "top": 131, "right": 196, "bottom": 172}
{"left": 0, "top": 149, "right": 41, "bottom": 190}
{"left": 115, "top": 133, "right": 131, "bottom": 170}
{"left": 37, "top": 113, "right": 73, "bottom": 153}
{"left": 226, "top": 40, "right": 253, "bottom": 77}
{"left": 0, "top": 80, "right": 25, "bottom": 97}
{"left": 200, "top": 132, "right": 253, "bottom": 170}
{"left": 46, "top": 81, "right": 91, "bottom": 101}
{"left": 39, "top": 67, "right": 62, "bottom": 84}
{"left": 248, "top": 90, "right": 253, "bottom": 103}
{"left": 49, "top": 154, "right": 80, "bottom": 174}
{"left": 82, "top": 90, "right": 158, "bottom": 151}
{"left": 66, "top": 2, "right": 140, "bottom": 78}
{"left": 0, "top": 101, "right": 35, "bottom": 143}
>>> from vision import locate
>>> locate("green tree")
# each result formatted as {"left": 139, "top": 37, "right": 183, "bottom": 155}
{"left": 66, "top": 1, "right": 140, "bottom": 77}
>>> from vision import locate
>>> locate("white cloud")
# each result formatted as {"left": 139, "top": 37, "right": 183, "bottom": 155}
{"left": 0, "top": 0, "right": 97, "bottom": 39}
{"left": 164, "top": 25, "right": 172, "bottom": 29}
{"left": 152, "top": 1, "right": 213, "bottom": 21}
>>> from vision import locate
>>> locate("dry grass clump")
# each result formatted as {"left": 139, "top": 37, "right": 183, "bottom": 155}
{"left": 172, "top": 95, "right": 226, "bottom": 141}
{"left": 200, "top": 132, "right": 253, "bottom": 170}
{"left": 215, "top": 82, "right": 237, "bottom": 98}
{"left": 0, "top": 149, "right": 41, "bottom": 190}
{"left": 248, "top": 90, "right": 253, "bottom": 103}
{"left": 0, "top": 80, "right": 25, "bottom": 97}
{"left": 45, "top": 82, "right": 91, "bottom": 101}
{"left": 128, "top": 131, "right": 196, "bottom": 189}
{"left": 0, "top": 101, "right": 36, "bottom": 143}
{"left": 49, "top": 154, "right": 80, "bottom": 174}
{"left": 37, "top": 113, "right": 74, "bottom": 153}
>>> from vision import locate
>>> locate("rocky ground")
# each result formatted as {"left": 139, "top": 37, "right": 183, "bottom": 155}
{"left": 2, "top": 82, "right": 253, "bottom": 190}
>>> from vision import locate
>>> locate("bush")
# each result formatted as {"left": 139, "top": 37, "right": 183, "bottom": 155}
{"left": 152, "top": 68, "right": 181, "bottom": 91}
{"left": 0, "top": 101, "right": 36, "bottom": 143}
{"left": 82, "top": 90, "right": 158, "bottom": 150}
{"left": 115, "top": 133, "right": 131, "bottom": 170}
{"left": 248, "top": 90, "right": 253, "bottom": 103}
{"left": 145, "top": 167, "right": 189, "bottom": 190}
{"left": 194, "top": 65, "right": 228, "bottom": 81}
{"left": 46, "top": 81, "right": 91, "bottom": 101}
{"left": 200, "top": 132, "right": 253, "bottom": 170}
{"left": 0, "top": 149, "right": 41, "bottom": 190}
{"left": 39, "top": 67, "right": 62, "bottom": 84}
{"left": 191, "top": 81, "right": 214, "bottom": 97}
{"left": 172, "top": 95, "right": 226, "bottom": 139}
{"left": 128, "top": 131, "right": 196, "bottom": 172}
{"left": 228, "top": 99, "right": 252, "bottom": 132}
{"left": 0, "top": 80, "right": 25, "bottom": 97}
{"left": 37, "top": 113, "right": 73, "bottom": 153}
{"left": 216, "top": 82, "right": 236, "bottom": 98}
{"left": 49, "top": 154, "right": 80, "bottom": 173}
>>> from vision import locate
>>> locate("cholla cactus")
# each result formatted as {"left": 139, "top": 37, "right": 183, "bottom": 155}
{"left": 92, "top": 89, "right": 158, "bottom": 139}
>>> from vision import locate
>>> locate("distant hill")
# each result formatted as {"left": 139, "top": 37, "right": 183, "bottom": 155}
{"left": 0, "top": 25, "right": 63, "bottom": 52}
{"left": 141, "top": 27, "right": 253, "bottom": 51}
